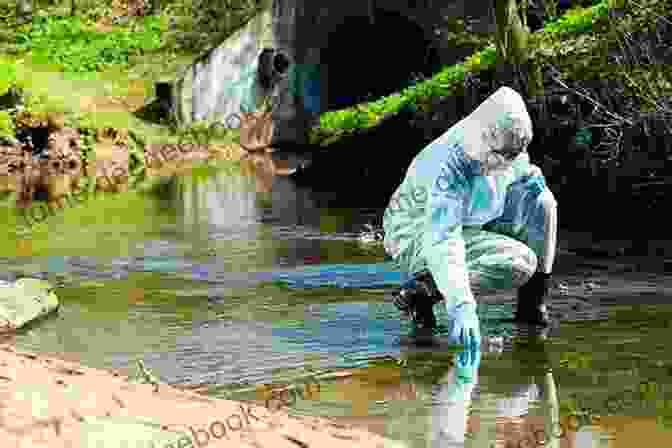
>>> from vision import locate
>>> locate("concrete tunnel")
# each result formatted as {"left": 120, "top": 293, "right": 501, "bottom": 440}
{"left": 319, "top": 8, "right": 441, "bottom": 111}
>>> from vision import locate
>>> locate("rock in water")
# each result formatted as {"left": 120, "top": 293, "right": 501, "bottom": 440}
{"left": 0, "top": 278, "right": 59, "bottom": 332}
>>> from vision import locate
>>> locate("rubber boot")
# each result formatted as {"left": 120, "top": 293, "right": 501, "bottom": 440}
{"left": 393, "top": 269, "right": 443, "bottom": 337}
{"left": 514, "top": 271, "right": 552, "bottom": 326}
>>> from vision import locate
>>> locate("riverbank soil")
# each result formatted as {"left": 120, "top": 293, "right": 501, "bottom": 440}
{"left": 0, "top": 345, "right": 404, "bottom": 447}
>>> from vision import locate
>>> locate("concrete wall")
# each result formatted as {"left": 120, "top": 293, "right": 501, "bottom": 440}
{"left": 175, "top": 0, "right": 497, "bottom": 146}
{"left": 175, "top": 7, "right": 274, "bottom": 125}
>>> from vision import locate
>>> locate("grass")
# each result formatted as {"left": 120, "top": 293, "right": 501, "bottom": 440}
{"left": 14, "top": 14, "right": 164, "bottom": 72}
{"left": 0, "top": 3, "right": 242, "bottom": 144}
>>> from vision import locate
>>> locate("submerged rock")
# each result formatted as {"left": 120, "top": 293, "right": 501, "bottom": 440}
{"left": 0, "top": 278, "right": 59, "bottom": 333}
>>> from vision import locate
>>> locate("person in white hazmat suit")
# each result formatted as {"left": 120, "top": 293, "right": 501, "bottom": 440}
{"left": 382, "top": 86, "right": 558, "bottom": 346}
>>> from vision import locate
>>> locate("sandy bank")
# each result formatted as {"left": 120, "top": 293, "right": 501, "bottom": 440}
{"left": 0, "top": 345, "right": 405, "bottom": 447}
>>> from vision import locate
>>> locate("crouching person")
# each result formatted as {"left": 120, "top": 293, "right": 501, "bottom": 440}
{"left": 382, "top": 86, "right": 558, "bottom": 347}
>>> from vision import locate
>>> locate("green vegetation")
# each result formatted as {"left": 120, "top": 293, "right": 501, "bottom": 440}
{"left": 0, "top": 1, "right": 267, "bottom": 235}
{"left": 14, "top": 14, "right": 164, "bottom": 72}
{"left": 311, "top": 0, "right": 671, "bottom": 159}
{"left": 0, "top": 0, "right": 265, "bottom": 143}
{"left": 313, "top": 0, "right": 613, "bottom": 136}
{"left": 1, "top": 0, "right": 669, "bottom": 200}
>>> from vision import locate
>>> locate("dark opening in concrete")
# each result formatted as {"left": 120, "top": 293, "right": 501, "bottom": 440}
{"left": 321, "top": 9, "right": 440, "bottom": 111}
{"left": 258, "top": 48, "right": 291, "bottom": 91}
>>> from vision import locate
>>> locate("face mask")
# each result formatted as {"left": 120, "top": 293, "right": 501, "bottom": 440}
{"left": 479, "top": 151, "right": 516, "bottom": 176}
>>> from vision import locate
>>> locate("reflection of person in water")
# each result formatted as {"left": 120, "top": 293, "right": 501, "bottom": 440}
{"left": 489, "top": 328, "right": 560, "bottom": 448}
{"left": 425, "top": 328, "right": 560, "bottom": 448}
{"left": 427, "top": 341, "right": 482, "bottom": 447}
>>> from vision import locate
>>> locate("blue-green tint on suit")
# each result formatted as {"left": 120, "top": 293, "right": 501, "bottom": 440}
{"left": 383, "top": 87, "right": 557, "bottom": 315}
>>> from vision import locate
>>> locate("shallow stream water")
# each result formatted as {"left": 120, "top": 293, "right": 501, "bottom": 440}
{"left": 1, "top": 154, "right": 671, "bottom": 447}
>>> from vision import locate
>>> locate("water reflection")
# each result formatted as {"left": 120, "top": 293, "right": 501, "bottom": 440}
{"left": 3, "top": 151, "right": 672, "bottom": 448}
{"left": 413, "top": 326, "right": 560, "bottom": 447}
{"left": 240, "top": 151, "right": 323, "bottom": 229}
{"left": 477, "top": 327, "right": 561, "bottom": 448}
{"left": 427, "top": 339, "right": 481, "bottom": 447}
{"left": 321, "top": 326, "right": 623, "bottom": 448}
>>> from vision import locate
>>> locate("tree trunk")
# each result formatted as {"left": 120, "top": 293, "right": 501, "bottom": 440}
{"left": 493, "top": 0, "right": 528, "bottom": 65}
{"left": 70, "top": 0, "right": 76, "bottom": 16}
{"left": 493, "top": 0, "right": 544, "bottom": 98}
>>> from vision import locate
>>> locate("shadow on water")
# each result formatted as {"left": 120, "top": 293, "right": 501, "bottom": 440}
{"left": 1, "top": 151, "right": 672, "bottom": 447}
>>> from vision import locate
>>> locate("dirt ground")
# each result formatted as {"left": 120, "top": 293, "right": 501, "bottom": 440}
{"left": 0, "top": 344, "right": 405, "bottom": 448}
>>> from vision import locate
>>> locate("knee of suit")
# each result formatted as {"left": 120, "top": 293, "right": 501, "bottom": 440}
{"left": 538, "top": 188, "right": 557, "bottom": 214}
{"left": 510, "top": 247, "right": 538, "bottom": 287}
{"left": 526, "top": 187, "right": 557, "bottom": 240}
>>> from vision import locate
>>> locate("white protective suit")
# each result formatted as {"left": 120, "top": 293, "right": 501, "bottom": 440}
{"left": 382, "top": 87, "right": 558, "bottom": 315}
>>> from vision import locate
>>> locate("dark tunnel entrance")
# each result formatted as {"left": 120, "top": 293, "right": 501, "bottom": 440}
{"left": 321, "top": 9, "right": 441, "bottom": 111}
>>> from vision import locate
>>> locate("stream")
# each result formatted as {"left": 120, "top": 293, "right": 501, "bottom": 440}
{"left": 1, "top": 153, "right": 672, "bottom": 447}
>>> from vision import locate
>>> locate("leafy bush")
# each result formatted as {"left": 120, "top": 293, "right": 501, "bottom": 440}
{"left": 15, "top": 14, "right": 164, "bottom": 73}
{"left": 543, "top": 2, "right": 610, "bottom": 35}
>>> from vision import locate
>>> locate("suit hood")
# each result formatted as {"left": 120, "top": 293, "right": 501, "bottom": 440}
{"left": 456, "top": 87, "right": 534, "bottom": 174}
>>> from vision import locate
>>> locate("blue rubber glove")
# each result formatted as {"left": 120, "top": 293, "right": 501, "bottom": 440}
{"left": 447, "top": 302, "right": 481, "bottom": 349}
{"left": 454, "top": 340, "right": 481, "bottom": 385}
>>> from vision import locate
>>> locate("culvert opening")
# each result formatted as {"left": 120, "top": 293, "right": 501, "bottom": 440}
{"left": 258, "top": 48, "right": 291, "bottom": 90}
{"left": 322, "top": 9, "right": 440, "bottom": 111}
